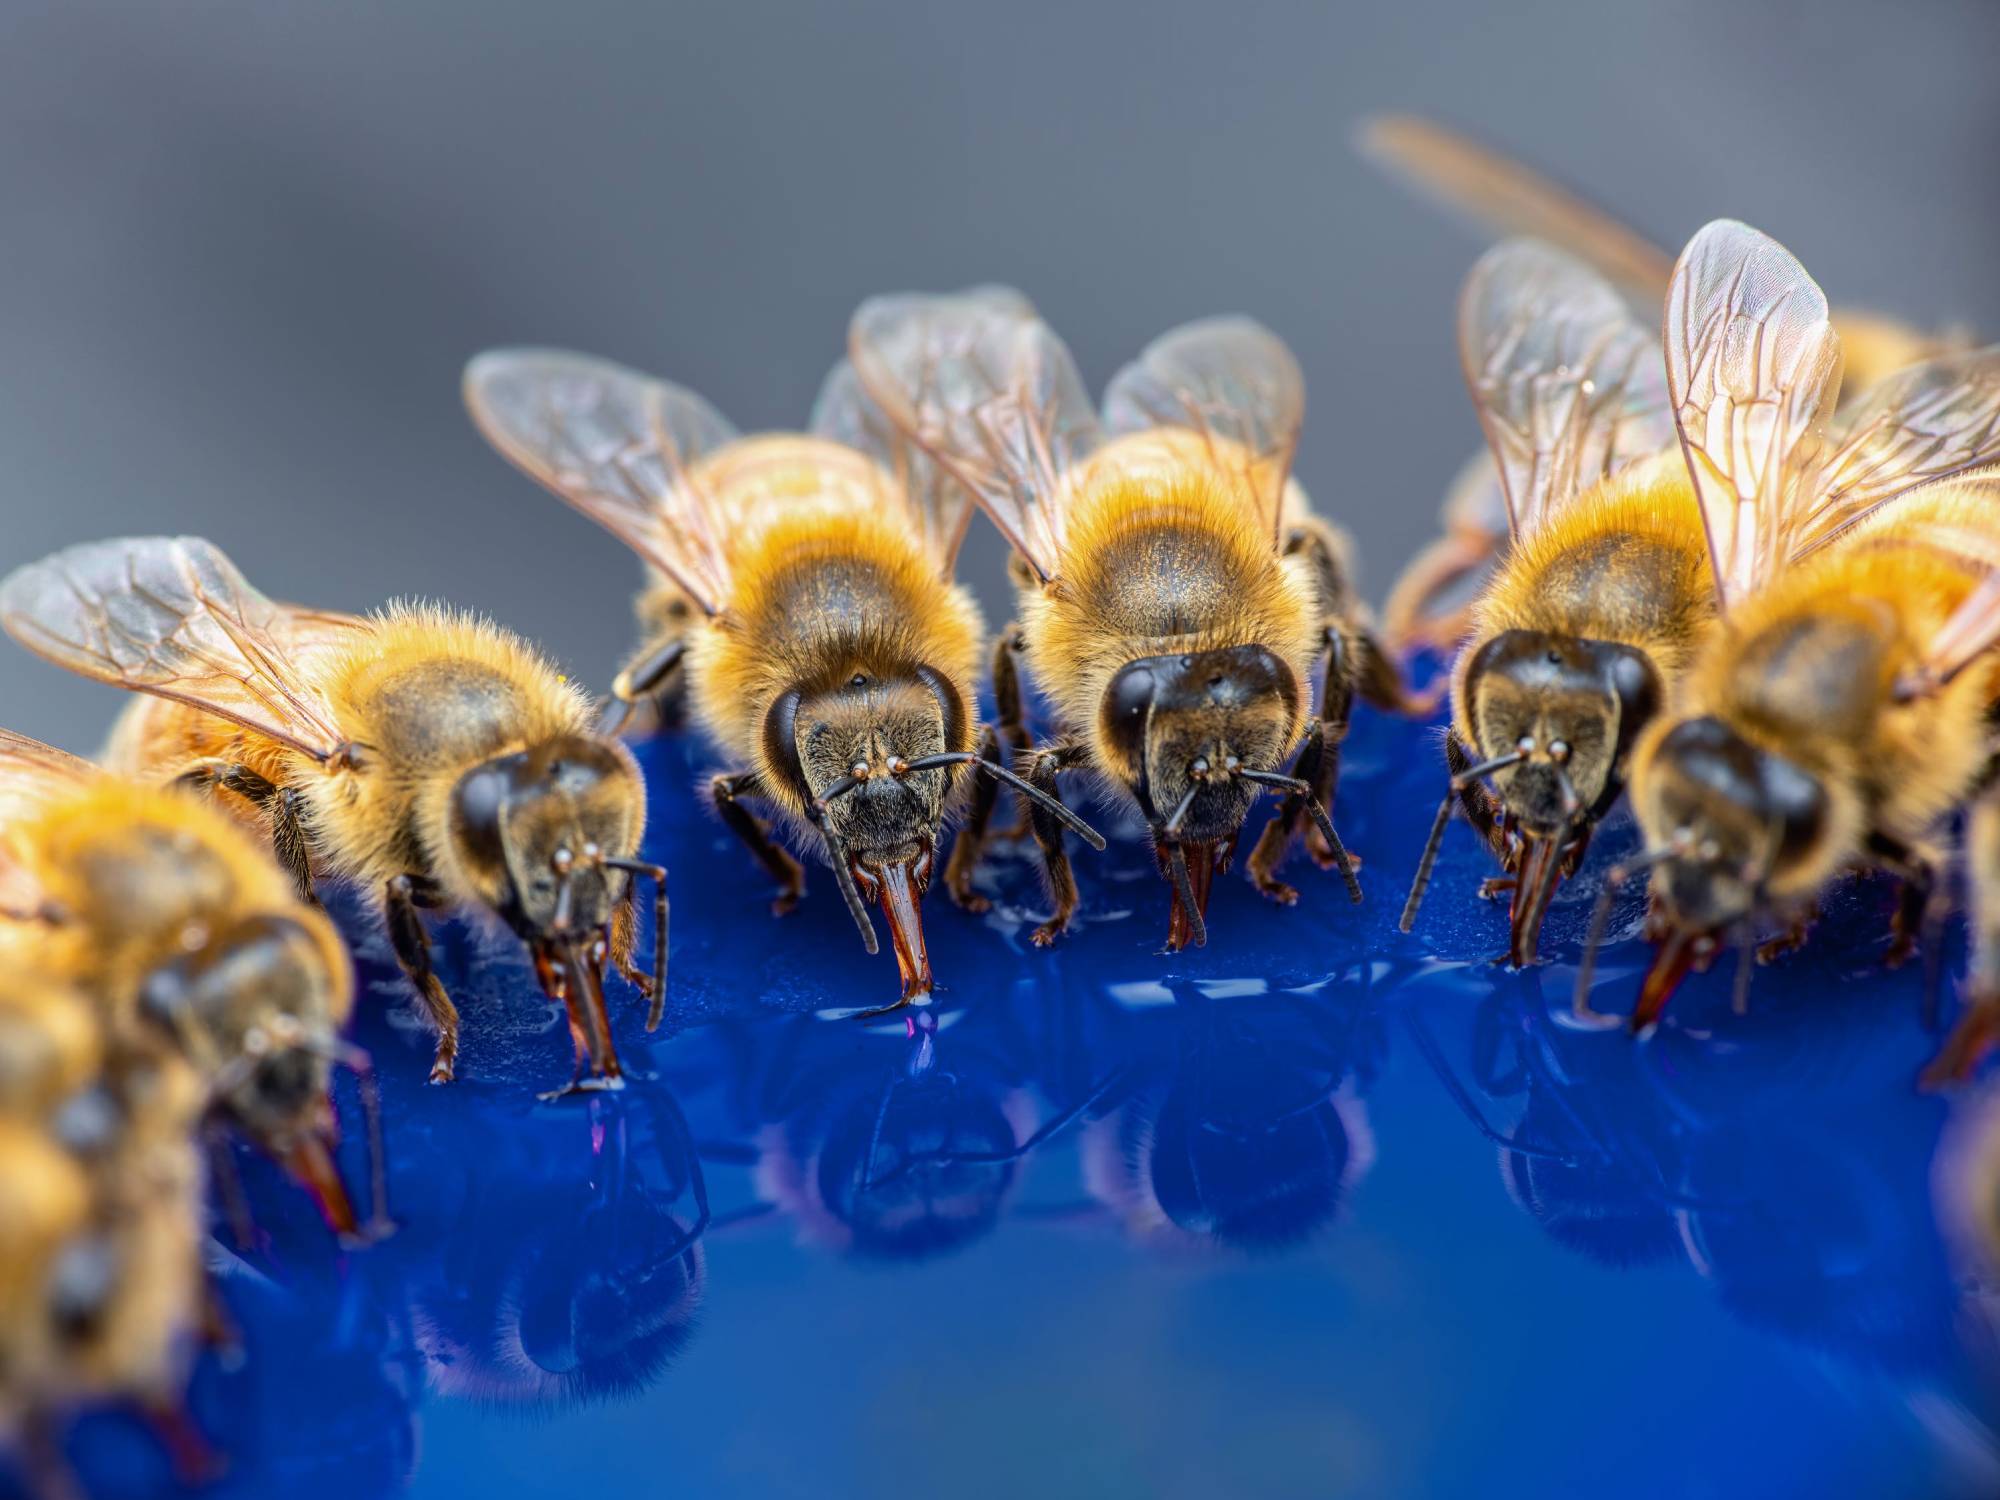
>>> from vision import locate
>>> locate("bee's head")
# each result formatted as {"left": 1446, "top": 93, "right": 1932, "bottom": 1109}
{"left": 764, "top": 665, "right": 970, "bottom": 1008}
{"left": 1633, "top": 715, "right": 1830, "bottom": 938}
{"left": 450, "top": 734, "right": 645, "bottom": 944}
{"left": 1099, "top": 645, "right": 1300, "bottom": 843}
{"left": 136, "top": 910, "right": 375, "bottom": 1239}
{"left": 1463, "top": 629, "right": 1661, "bottom": 837}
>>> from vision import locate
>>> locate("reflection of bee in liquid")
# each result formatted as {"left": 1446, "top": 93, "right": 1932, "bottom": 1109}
{"left": 0, "top": 538, "right": 664, "bottom": 1096}
{"left": 0, "top": 962, "right": 211, "bottom": 1494}
{"left": 0, "top": 729, "right": 383, "bottom": 1238}
{"left": 1358, "top": 114, "right": 1976, "bottom": 654}
{"left": 465, "top": 327, "right": 1100, "bottom": 1015}
{"left": 1576, "top": 221, "right": 2000, "bottom": 1054}
{"left": 1397, "top": 238, "right": 1707, "bottom": 964}
{"left": 852, "top": 293, "right": 1413, "bottom": 950}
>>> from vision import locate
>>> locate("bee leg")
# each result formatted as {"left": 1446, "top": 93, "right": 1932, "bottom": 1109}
{"left": 991, "top": 626, "right": 1038, "bottom": 838}
{"left": 1023, "top": 735, "right": 1091, "bottom": 947}
{"left": 384, "top": 875, "right": 459, "bottom": 1084}
{"left": 1443, "top": 730, "right": 1504, "bottom": 854}
{"left": 711, "top": 771, "right": 806, "bottom": 916}
{"left": 1755, "top": 905, "right": 1819, "bottom": 965}
{"left": 943, "top": 724, "right": 1006, "bottom": 913}
{"left": 175, "top": 760, "right": 319, "bottom": 905}
{"left": 1353, "top": 622, "right": 1439, "bottom": 717}
{"left": 603, "top": 637, "right": 688, "bottom": 736}
{"left": 1927, "top": 789, "right": 2000, "bottom": 1086}
{"left": 140, "top": 1396, "right": 222, "bottom": 1486}
{"left": 1868, "top": 832, "right": 1938, "bottom": 968}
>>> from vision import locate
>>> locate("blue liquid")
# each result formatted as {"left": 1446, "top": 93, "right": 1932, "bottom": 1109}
{"left": 21, "top": 704, "right": 1999, "bottom": 1500}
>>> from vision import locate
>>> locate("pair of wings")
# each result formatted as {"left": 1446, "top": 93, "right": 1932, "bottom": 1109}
{"left": 461, "top": 302, "right": 1019, "bottom": 616}
{"left": 0, "top": 536, "right": 373, "bottom": 764}
{"left": 846, "top": 292, "right": 1306, "bottom": 584}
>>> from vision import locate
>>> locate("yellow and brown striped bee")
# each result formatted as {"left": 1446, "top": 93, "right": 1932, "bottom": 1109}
{"left": 0, "top": 729, "right": 384, "bottom": 1238}
{"left": 464, "top": 324, "right": 1102, "bottom": 1016}
{"left": 1571, "top": 220, "right": 2000, "bottom": 1056}
{"left": 0, "top": 543, "right": 662, "bottom": 1095}
{"left": 1359, "top": 113, "right": 1975, "bottom": 655}
{"left": 849, "top": 293, "right": 1412, "bottom": 950}
{"left": 1396, "top": 238, "right": 1709, "bottom": 964}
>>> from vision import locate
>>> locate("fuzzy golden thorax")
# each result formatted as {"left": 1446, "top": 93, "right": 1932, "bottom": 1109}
{"left": 1023, "top": 466, "right": 1320, "bottom": 828}
{"left": 7, "top": 778, "right": 354, "bottom": 1161}
{"left": 1451, "top": 453, "right": 1713, "bottom": 834}
{"left": 688, "top": 502, "right": 983, "bottom": 831}
{"left": 1633, "top": 497, "right": 2000, "bottom": 934}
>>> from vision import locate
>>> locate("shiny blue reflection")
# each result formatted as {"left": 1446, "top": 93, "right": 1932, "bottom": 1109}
{"left": 11, "top": 705, "right": 2000, "bottom": 1500}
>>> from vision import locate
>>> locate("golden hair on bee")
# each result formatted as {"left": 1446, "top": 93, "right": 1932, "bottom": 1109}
{"left": 1564, "top": 220, "right": 2000, "bottom": 1048}
{"left": 1396, "top": 239, "right": 1706, "bottom": 966}
{"left": 849, "top": 295, "right": 1414, "bottom": 952}
{"left": 0, "top": 541, "right": 663, "bottom": 1099}
{"left": 465, "top": 336, "right": 1098, "bottom": 1020}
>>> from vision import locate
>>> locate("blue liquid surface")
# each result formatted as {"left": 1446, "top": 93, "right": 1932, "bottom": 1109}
{"left": 22, "top": 704, "right": 2000, "bottom": 1500}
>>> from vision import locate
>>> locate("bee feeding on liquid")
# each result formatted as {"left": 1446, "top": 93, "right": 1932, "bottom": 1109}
{"left": 463, "top": 312, "right": 1104, "bottom": 1017}
{"left": 849, "top": 291, "right": 1416, "bottom": 951}
{"left": 1396, "top": 236, "right": 1708, "bottom": 965}
{"left": 0, "top": 539, "right": 664, "bottom": 1097}
{"left": 1570, "top": 219, "right": 2000, "bottom": 1055}
{"left": 0, "top": 728, "right": 386, "bottom": 1240}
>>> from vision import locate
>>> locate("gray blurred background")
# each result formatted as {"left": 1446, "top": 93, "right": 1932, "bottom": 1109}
{"left": 3, "top": 0, "right": 1996, "bottom": 752}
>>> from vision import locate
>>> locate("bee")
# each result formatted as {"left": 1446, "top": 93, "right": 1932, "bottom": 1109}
{"left": 1395, "top": 237, "right": 1706, "bottom": 965}
{"left": 0, "top": 540, "right": 665, "bottom": 1095}
{"left": 462, "top": 325, "right": 1102, "bottom": 1016}
{"left": 1358, "top": 113, "right": 1975, "bottom": 653}
{"left": 1567, "top": 221, "right": 2000, "bottom": 1052}
{"left": 848, "top": 293, "right": 1413, "bottom": 950}
{"left": 0, "top": 729, "right": 385, "bottom": 1238}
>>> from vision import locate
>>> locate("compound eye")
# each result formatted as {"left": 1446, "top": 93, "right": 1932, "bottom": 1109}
{"left": 1100, "top": 661, "right": 1158, "bottom": 765}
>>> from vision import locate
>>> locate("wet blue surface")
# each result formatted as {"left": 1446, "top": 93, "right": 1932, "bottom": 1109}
{"left": 18, "top": 699, "right": 2000, "bottom": 1500}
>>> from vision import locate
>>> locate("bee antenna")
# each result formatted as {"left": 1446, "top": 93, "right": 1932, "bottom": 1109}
{"left": 307, "top": 1033, "right": 394, "bottom": 1241}
{"left": 816, "top": 828, "right": 879, "bottom": 956}
{"left": 898, "top": 751, "right": 1106, "bottom": 849}
{"left": 1400, "top": 749, "right": 1529, "bottom": 934}
{"left": 809, "top": 771, "right": 866, "bottom": 816}
{"left": 1164, "top": 840, "right": 1208, "bottom": 949}
{"left": 1572, "top": 845, "right": 1676, "bottom": 1020}
{"left": 1162, "top": 783, "right": 1201, "bottom": 837}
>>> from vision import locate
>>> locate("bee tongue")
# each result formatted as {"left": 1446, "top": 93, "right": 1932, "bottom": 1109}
{"left": 1631, "top": 927, "right": 1699, "bottom": 1036}
{"left": 285, "top": 1131, "right": 360, "bottom": 1240}
{"left": 868, "top": 856, "right": 934, "bottom": 1007}
{"left": 1507, "top": 834, "right": 1568, "bottom": 968}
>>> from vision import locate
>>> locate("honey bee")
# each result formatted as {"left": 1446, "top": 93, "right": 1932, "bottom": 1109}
{"left": 1576, "top": 221, "right": 2000, "bottom": 1053}
{"left": 463, "top": 327, "right": 1102, "bottom": 1015}
{"left": 0, "top": 541, "right": 664, "bottom": 1095}
{"left": 0, "top": 729, "right": 385, "bottom": 1239}
{"left": 1358, "top": 113, "right": 1974, "bottom": 653}
{"left": 0, "top": 964, "right": 211, "bottom": 1494}
{"left": 848, "top": 293, "right": 1413, "bottom": 950}
{"left": 1395, "top": 237, "right": 1706, "bottom": 965}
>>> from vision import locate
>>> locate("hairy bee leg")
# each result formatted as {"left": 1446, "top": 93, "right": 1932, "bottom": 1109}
{"left": 1248, "top": 715, "right": 1337, "bottom": 904}
{"left": 1443, "top": 731, "right": 1503, "bottom": 853}
{"left": 1755, "top": 906, "right": 1819, "bottom": 964}
{"left": 711, "top": 771, "right": 806, "bottom": 916}
{"left": 1927, "top": 790, "right": 2000, "bottom": 1086}
{"left": 384, "top": 875, "right": 459, "bottom": 1084}
{"left": 991, "top": 626, "right": 1037, "bottom": 837}
{"left": 1023, "top": 735, "right": 1091, "bottom": 948}
{"left": 943, "top": 724, "right": 1006, "bottom": 912}
{"left": 1868, "top": 833, "right": 1938, "bottom": 968}
{"left": 1354, "top": 623, "right": 1438, "bottom": 717}
{"left": 140, "top": 1396, "right": 222, "bottom": 1486}
{"left": 175, "top": 759, "right": 319, "bottom": 905}
{"left": 603, "top": 636, "right": 688, "bottom": 736}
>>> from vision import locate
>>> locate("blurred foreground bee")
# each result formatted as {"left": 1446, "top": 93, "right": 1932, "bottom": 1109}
{"left": 852, "top": 293, "right": 1410, "bottom": 949}
{"left": 1396, "top": 238, "right": 1703, "bottom": 964}
{"left": 464, "top": 326, "right": 1102, "bottom": 1015}
{"left": 0, "top": 966, "right": 211, "bottom": 1497}
{"left": 1568, "top": 222, "right": 2000, "bottom": 1054}
{"left": 0, "top": 729, "right": 384, "bottom": 1239}
{"left": 1360, "top": 113, "right": 1975, "bottom": 652}
{"left": 0, "top": 539, "right": 664, "bottom": 1094}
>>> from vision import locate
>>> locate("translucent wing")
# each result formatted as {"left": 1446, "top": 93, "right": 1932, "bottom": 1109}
{"left": 849, "top": 287, "right": 1100, "bottom": 584}
{"left": 1789, "top": 345, "right": 2000, "bottom": 557}
{"left": 810, "top": 358, "right": 976, "bottom": 573}
{"left": 1895, "top": 472, "right": 2000, "bottom": 695}
{"left": 0, "top": 538, "right": 350, "bottom": 760}
{"left": 464, "top": 349, "right": 742, "bottom": 612}
{"left": 1101, "top": 317, "right": 1304, "bottom": 547}
{"left": 0, "top": 731, "right": 95, "bottom": 917}
{"left": 1666, "top": 219, "right": 1843, "bottom": 610}
{"left": 1459, "top": 239, "right": 1674, "bottom": 538}
{"left": 1358, "top": 114, "right": 1676, "bottom": 302}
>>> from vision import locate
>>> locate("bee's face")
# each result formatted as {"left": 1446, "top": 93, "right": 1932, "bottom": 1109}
{"left": 1465, "top": 630, "right": 1661, "bottom": 837}
{"left": 1099, "top": 645, "right": 1299, "bottom": 842}
{"left": 792, "top": 675, "right": 952, "bottom": 863}
{"left": 1635, "top": 716, "right": 1829, "bottom": 936}
{"left": 449, "top": 735, "right": 645, "bottom": 943}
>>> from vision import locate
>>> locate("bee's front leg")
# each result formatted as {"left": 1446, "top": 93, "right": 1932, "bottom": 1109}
{"left": 603, "top": 635, "right": 688, "bottom": 736}
{"left": 944, "top": 723, "right": 1007, "bottom": 912}
{"left": 1022, "top": 734, "right": 1092, "bottom": 948}
{"left": 175, "top": 758, "right": 318, "bottom": 905}
{"left": 1866, "top": 830, "right": 1940, "bottom": 969}
{"left": 384, "top": 874, "right": 458, "bottom": 1084}
{"left": 991, "top": 625, "right": 1040, "bottom": 838}
{"left": 710, "top": 771, "right": 806, "bottom": 916}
